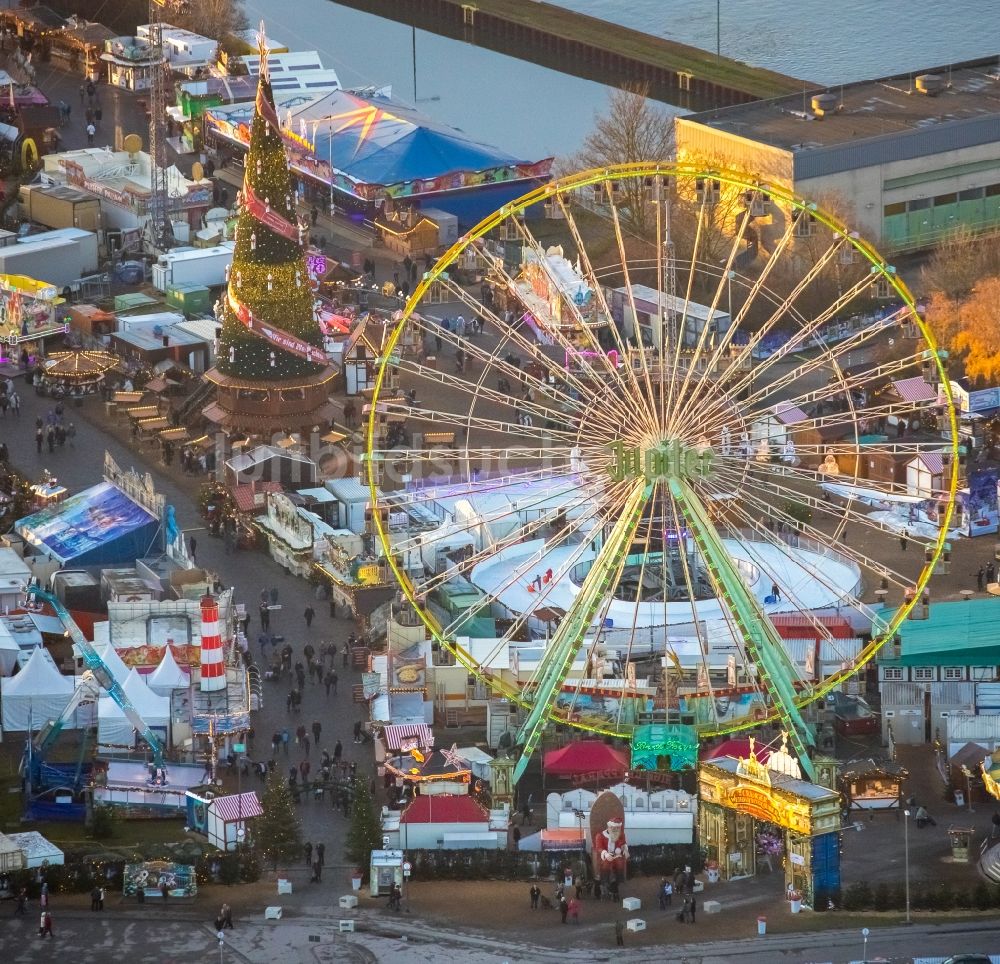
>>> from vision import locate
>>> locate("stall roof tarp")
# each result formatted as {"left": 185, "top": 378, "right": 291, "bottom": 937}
{"left": 0, "top": 623, "right": 19, "bottom": 676}
{"left": 4, "top": 831, "right": 64, "bottom": 868}
{"left": 16, "top": 481, "right": 159, "bottom": 567}
{"left": 543, "top": 741, "right": 629, "bottom": 778}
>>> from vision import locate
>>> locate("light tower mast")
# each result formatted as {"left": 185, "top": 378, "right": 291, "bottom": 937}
{"left": 146, "top": 0, "right": 177, "bottom": 252}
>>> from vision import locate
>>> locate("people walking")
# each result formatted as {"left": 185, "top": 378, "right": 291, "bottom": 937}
{"left": 312, "top": 719, "right": 321, "bottom": 743}
{"left": 978, "top": 566, "right": 986, "bottom": 591}
{"left": 14, "top": 888, "right": 26, "bottom": 915}
{"left": 614, "top": 919, "right": 625, "bottom": 946}
{"left": 304, "top": 605, "right": 315, "bottom": 628}
{"left": 304, "top": 841, "right": 313, "bottom": 866}
{"left": 86, "top": 122, "right": 96, "bottom": 145}
{"left": 988, "top": 562, "right": 997, "bottom": 585}
{"left": 189, "top": 536, "right": 197, "bottom": 563}
{"left": 899, "top": 529, "right": 908, "bottom": 551}
{"left": 353, "top": 721, "right": 362, "bottom": 744}
{"left": 91, "top": 885, "right": 101, "bottom": 911}
{"left": 221, "top": 902, "right": 233, "bottom": 929}
{"left": 316, "top": 842, "right": 325, "bottom": 867}
{"left": 38, "top": 910, "right": 53, "bottom": 938}
{"left": 559, "top": 895, "right": 569, "bottom": 924}
{"left": 529, "top": 884, "right": 540, "bottom": 909}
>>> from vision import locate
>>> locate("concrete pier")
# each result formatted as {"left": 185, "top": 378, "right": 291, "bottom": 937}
{"left": 331, "top": 0, "right": 810, "bottom": 107}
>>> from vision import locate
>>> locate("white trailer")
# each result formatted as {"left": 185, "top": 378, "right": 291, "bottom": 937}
{"left": 0, "top": 238, "right": 83, "bottom": 288}
{"left": 17, "top": 228, "right": 100, "bottom": 277}
{"left": 152, "top": 242, "right": 235, "bottom": 292}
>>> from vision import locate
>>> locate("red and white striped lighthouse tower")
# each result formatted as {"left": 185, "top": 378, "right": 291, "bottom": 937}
{"left": 199, "top": 594, "right": 226, "bottom": 692}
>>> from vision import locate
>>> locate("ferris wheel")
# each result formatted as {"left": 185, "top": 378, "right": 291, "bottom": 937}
{"left": 365, "top": 164, "right": 959, "bottom": 783}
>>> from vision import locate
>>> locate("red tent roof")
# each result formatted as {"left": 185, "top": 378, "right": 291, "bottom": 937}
{"left": 543, "top": 740, "right": 629, "bottom": 777}
{"left": 701, "top": 739, "right": 771, "bottom": 763}
{"left": 399, "top": 795, "right": 489, "bottom": 824}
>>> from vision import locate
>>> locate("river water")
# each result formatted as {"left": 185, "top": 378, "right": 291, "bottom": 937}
{"left": 247, "top": 0, "right": 999, "bottom": 159}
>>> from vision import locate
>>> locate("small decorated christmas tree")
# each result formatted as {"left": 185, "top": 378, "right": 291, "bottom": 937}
{"left": 345, "top": 779, "right": 383, "bottom": 882}
{"left": 256, "top": 770, "right": 303, "bottom": 870}
{"left": 214, "top": 25, "right": 325, "bottom": 382}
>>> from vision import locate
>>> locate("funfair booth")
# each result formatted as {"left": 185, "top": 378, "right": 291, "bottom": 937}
{"left": 16, "top": 480, "right": 159, "bottom": 567}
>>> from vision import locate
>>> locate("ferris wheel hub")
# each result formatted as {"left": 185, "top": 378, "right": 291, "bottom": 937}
{"left": 607, "top": 439, "right": 715, "bottom": 484}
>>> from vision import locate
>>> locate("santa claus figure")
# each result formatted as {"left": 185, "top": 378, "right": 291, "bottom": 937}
{"left": 594, "top": 817, "right": 629, "bottom": 884}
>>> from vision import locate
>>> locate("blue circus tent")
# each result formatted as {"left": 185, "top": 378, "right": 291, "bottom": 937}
{"left": 304, "top": 91, "right": 529, "bottom": 185}
{"left": 205, "top": 89, "right": 552, "bottom": 222}
{"left": 16, "top": 481, "right": 160, "bottom": 567}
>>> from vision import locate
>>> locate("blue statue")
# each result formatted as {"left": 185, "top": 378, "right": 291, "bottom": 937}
{"left": 165, "top": 504, "right": 180, "bottom": 549}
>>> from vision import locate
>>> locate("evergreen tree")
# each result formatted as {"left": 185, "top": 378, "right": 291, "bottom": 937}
{"left": 256, "top": 770, "right": 303, "bottom": 870}
{"left": 345, "top": 779, "right": 383, "bottom": 881}
{"left": 214, "top": 33, "right": 324, "bottom": 382}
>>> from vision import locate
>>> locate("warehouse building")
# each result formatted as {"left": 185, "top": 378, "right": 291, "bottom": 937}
{"left": 675, "top": 57, "right": 1000, "bottom": 252}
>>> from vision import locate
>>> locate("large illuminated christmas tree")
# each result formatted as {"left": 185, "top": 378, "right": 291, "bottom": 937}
{"left": 205, "top": 25, "right": 334, "bottom": 436}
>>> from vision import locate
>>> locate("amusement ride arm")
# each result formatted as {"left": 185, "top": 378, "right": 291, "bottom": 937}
{"left": 26, "top": 586, "right": 165, "bottom": 767}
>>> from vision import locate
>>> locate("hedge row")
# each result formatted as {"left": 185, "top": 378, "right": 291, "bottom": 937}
{"left": 841, "top": 879, "right": 1000, "bottom": 912}
{"left": 405, "top": 844, "right": 702, "bottom": 882}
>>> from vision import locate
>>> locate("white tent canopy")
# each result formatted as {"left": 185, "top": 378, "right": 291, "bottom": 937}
{"left": 90, "top": 643, "right": 130, "bottom": 685}
{"left": 1, "top": 646, "right": 74, "bottom": 732}
{"left": 98, "top": 668, "right": 169, "bottom": 750}
{"left": 147, "top": 647, "right": 189, "bottom": 695}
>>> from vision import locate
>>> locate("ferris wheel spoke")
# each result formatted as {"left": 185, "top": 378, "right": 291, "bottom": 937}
{"left": 706, "top": 464, "right": 916, "bottom": 593}
{"left": 603, "top": 181, "right": 661, "bottom": 436}
{"left": 664, "top": 201, "right": 709, "bottom": 426}
{"left": 402, "top": 476, "right": 609, "bottom": 585}
{"left": 404, "top": 304, "right": 603, "bottom": 422}
{"left": 391, "top": 354, "right": 606, "bottom": 431}
{"left": 715, "top": 516, "right": 864, "bottom": 675}
{"left": 378, "top": 465, "right": 585, "bottom": 510}
{"left": 663, "top": 486, "right": 720, "bottom": 726}
{"left": 513, "top": 479, "right": 649, "bottom": 781}
{"left": 710, "top": 495, "right": 891, "bottom": 642}
{"left": 705, "top": 267, "right": 883, "bottom": 416}
{"left": 696, "top": 213, "right": 802, "bottom": 380}
{"left": 666, "top": 208, "right": 753, "bottom": 438}
{"left": 441, "top": 478, "right": 640, "bottom": 679}
{"left": 464, "top": 244, "right": 640, "bottom": 426}
{"left": 431, "top": 476, "right": 637, "bottom": 641}
{"left": 508, "top": 215, "right": 639, "bottom": 403}
{"left": 721, "top": 454, "right": 947, "bottom": 503}
{"left": 556, "top": 194, "right": 655, "bottom": 418}
{"left": 374, "top": 400, "right": 585, "bottom": 445}
{"left": 741, "top": 347, "right": 925, "bottom": 424}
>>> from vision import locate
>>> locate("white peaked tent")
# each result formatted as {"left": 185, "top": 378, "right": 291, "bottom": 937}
{"left": 147, "top": 647, "right": 189, "bottom": 696}
{"left": 98, "top": 668, "right": 170, "bottom": 751}
{"left": 1, "top": 647, "right": 75, "bottom": 732}
{"left": 88, "top": 643, "right": 130, "bottom": 686}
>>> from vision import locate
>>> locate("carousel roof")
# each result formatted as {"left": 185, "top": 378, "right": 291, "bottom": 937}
{"left": 43, "top": 349, "right": 119, "bottom": 380}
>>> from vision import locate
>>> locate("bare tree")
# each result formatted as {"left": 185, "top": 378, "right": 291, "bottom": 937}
{"left": 921, "top": 225, "right": 1000, "bottom": 301}
{"left": 567, "top": 84, "right": 675, "bottom": 236}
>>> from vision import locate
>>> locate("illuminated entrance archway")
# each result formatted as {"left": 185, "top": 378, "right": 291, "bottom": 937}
{"left": 698, "top": 741, "right": 841, "bottom": 907}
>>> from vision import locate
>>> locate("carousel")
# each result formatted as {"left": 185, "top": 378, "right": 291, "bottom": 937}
{"left": 39, "top": 349, "right": 119, "bottom": 400}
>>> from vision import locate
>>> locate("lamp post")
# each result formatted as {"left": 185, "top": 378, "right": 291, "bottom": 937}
{"left": 903, "top": 808, "right": 911, "bottom": 923}
{"left": 861, "top": 926, "right": 869, "bottom": 961}
{"left": 217, "top": 930, "right": 225, "bottom": 964}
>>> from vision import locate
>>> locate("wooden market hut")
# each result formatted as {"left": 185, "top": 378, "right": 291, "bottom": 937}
{"left": 839, "top": 759, "right": 908, "bottom": 816}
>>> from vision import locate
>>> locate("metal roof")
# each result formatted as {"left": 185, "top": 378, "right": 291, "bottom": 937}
{"left": 888, "top": 598, "right": 1000, "bottom": 665}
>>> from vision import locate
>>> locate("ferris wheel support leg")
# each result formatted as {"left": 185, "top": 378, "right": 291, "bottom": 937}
{"left": 511, "top": 481, "right": 650, "bottom": 785}
{"left": 667, "top": 479, "right": 817, "bottom": 782}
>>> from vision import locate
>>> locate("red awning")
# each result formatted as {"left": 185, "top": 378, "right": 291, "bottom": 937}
{"left": 543, "top": 740, "right": 629, "bottom": 778}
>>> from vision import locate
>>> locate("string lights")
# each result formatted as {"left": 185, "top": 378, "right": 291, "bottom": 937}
{"left": 212, "top": 53, "right": 327, "bottom": 385}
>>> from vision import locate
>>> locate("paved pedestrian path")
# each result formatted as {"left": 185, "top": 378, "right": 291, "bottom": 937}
{"left": 2, "top": 377, "right": 366, "bottom": 872}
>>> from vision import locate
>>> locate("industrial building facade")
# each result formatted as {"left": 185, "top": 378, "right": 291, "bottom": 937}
{"left": 676, "top": 58, "right": 1000, "bottom": 253}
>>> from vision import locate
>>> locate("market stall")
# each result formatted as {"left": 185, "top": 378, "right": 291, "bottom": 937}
{"left": 839, "top": 759, "right": 908, "bottom": 814}
{"left": 543, "top": 740, "right": 629, "bottom": 786}
{"left": 0, "top": 646, "right": 75, "bottom": 732}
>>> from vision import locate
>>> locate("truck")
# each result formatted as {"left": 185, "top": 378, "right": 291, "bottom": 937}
{"left": 0, "top": 237, "right": 84, "bottom": 288}
{"left": 18, "top": 183, "right": 102, "bottom": 232}
{"left": 17, "top": 228, "right": 100, "bottom": 277}
{"left": 152, "top": 241, "right": 235, "bottom": 292}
